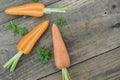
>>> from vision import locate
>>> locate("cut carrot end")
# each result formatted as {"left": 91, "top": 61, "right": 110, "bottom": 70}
{"left": 3, "top": 51, "right": 23, "bottom": 72}
{"left": 62, "top": 68, "right": 72, "bottom": 80}
{"left": 44, "top": 8, "right": 67, "bottom": 14}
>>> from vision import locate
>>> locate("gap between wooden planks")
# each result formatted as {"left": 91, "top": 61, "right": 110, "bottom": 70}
{"left": 40, "top": 46, "right": 120, "bottom": 80}
{"left": 0, "top": 0, "right": 120, "bottom": 80}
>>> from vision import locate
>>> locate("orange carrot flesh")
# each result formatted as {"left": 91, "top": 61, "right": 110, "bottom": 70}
{"left": 3, "top": 20, "right": 49, "bottom": 72}
{"left": 5, "top": 3, "right": 44, "bottom": 17}
{"left": 17, "top": 20, "right": 49, "bottom": 54}
{"left": 52, "top": 24, "right": 71, "bottom": 80}
{"left": 52, "top": 24, "right": 70, "bottom": 69}
{"left": 23, "top": 21, "right": 49, "bottom": 54}
{"left": 5, "top": 3, "right": 67, "bottom": 17}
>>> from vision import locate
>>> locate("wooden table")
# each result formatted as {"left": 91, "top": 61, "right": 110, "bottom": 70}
{"left": 0, "top": 0, "right": 120, "bottom": 80}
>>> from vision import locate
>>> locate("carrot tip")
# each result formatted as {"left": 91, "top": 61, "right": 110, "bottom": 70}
{"left": 53, "top": 23, "right": 57, "bottom": 26}
{"left": 5, "top": 9, "right": 8, "bottom": 14}
{"left": 52, "top": 24, "right": 57, "bottom": 30}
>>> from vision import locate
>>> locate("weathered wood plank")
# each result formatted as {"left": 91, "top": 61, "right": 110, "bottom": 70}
{"left": 0, "top": 0, "right": 60, "bottom": 10}
{"left": 40, "top": 47, "right": 120, "bottom": 80}
{"left": 0, "top": 0, "right": 120, "bottom": 80}
{"left": 0, "top": 0, "right": 60, "bottom": 24}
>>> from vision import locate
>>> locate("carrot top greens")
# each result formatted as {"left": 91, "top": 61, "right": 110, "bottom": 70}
{"left": 6, "top": 21, "right": 28, "bottom": 36}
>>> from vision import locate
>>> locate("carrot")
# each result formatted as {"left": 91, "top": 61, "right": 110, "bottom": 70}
{"left": 17, "top": 20, "right": 49, "bottom": 54}
{"left": 52, "top": 24, "right": 72, "bottom": 80}
{"left": 3, "top": 20, "right": 49, "bottom": 72}
{"left": 5, "top": 3, "right": 67, "bottom": 17}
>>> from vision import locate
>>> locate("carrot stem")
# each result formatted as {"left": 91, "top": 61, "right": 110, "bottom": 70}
{"left": 44, "top": 8, "right": 67, "bottom": 14}
{"left": 62, "top": 68, "right": 71, "bottom": 80}
{"left": 3, "top": 51, "right": 23, "bottom": 72}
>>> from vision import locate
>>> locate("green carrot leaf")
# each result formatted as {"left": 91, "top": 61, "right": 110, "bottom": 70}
{"left": 33, "top": 0, "right": 39, "bottom": 2}
{"left": 57, "top": 17, "right": 68, "bottom": 26}
{"left": 13, "top": 29, "right": 19, "bottom": 36}
{"left": 37, "top": 48, "right": 51, "bottom": 64}
{"left": 6, "top": 21, "right": 18, "bottom": 30}
{"left": 6, "top": 21, "right": 28, "bottom": 36}
{"left": 18, "top": 27, "right": 28, "bottom": 36}
{"left": 6, "top": 24, "right": 13, "bottom": 30}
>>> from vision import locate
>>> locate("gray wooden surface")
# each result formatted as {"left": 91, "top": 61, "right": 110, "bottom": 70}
{"left": 0, "top": 0, "right": 120, "bottom": 80}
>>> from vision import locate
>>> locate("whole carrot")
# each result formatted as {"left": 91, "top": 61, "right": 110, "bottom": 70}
{"left": 52, "top": 24, "right": 71, "bottom": 80}
{"left": 3, "top": 20, "right": 49, "bottom": 72}
{"left": 5, "top": 3, "right": 67, "bottom": 17}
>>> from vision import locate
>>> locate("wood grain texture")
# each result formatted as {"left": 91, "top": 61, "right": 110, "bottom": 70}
{"left": 0, "top": 0, "right": 120, "bottom": 80}
{"left": 40, "top": 47, "right": 120, "bottom": 80}
{"left": 0, "top": 0, "right": 60, "bottom": 11}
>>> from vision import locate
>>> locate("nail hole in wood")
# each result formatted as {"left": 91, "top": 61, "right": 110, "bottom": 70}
{"left": 104, "top": 12, "right": 107, "bottom": 14}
